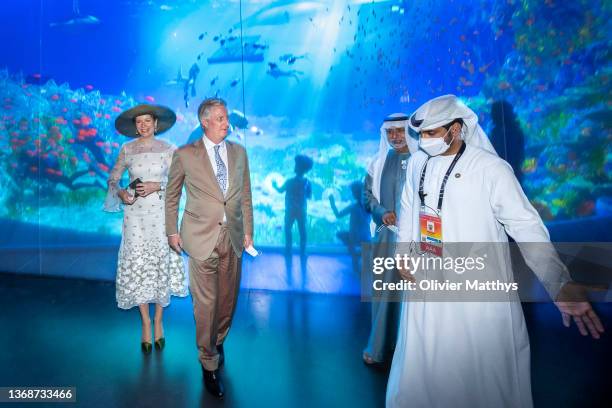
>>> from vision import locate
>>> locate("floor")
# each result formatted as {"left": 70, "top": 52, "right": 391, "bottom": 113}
{"left": 0, "top": 273, "right": 610, "bottom": 407}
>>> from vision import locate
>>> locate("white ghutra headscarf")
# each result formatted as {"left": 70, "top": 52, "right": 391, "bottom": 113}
{"left": 366, "top": 113, "right": 419, "bottom": 235}
{"left": 367, "top": 113, "right": 419, "bottom": 203}
{"left": 409, "top": 94, "right": 497, "bottom": 155}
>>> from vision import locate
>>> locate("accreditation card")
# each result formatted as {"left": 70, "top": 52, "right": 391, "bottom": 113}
{"left": 419, "top": 210, "right": 443, "bottom": 257}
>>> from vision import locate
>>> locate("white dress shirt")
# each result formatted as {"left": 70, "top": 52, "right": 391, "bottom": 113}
{"left": 203, "top": 135, "right": 229, "bottom": 222}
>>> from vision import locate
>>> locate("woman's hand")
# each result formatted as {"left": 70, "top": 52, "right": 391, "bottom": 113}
{"left": 118, "top": 189, "right": 136, "bottom": 205}
{"left": 136, "top": 182, "right": 160, "bottom": 197}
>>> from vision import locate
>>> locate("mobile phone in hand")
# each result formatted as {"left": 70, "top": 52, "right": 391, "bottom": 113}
{"left": 128, "top": 178, "right": 142, "bottom": 196}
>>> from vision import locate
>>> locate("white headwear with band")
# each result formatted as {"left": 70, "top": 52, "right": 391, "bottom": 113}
{"left": 409, "top": 94, "right": 497, "bottom": 155}
{"left": 367, "top": 113, "right": 418, "bottom": 235}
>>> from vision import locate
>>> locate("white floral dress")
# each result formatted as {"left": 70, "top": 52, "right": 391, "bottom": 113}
{"left": 104, "top": 138, "right": 187, "bottom": 309}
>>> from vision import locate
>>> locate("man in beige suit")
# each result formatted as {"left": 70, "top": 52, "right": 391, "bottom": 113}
{"left": 165, "top": 97, "right": 253, "bottom": 399}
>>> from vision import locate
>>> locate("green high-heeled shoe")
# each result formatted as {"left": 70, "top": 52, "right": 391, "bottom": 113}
{"left": 141, "top": 342, "right": 152, "bottom": 354}
{"left": 154, "top": 337, "right": 165, "bottom": 350}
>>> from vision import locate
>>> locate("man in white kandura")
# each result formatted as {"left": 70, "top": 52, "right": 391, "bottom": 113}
{"left": 386, "top": 95, "right": 604, "bottom": 408}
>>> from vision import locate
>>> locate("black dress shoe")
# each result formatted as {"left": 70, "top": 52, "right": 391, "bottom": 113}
{"left": 217, "top": 344, "right": 225, "bottom": 367}
{"left": 202, "top": 367, "right": 224, "bottom": 399}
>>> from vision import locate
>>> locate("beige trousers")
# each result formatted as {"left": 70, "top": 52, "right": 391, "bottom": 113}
{"left": 188, "top": 225, "right": 241, "bottom": 370}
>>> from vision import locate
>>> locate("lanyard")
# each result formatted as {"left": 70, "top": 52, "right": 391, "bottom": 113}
{"left": 418, "top": 142, "right": 466, "bottom": 212}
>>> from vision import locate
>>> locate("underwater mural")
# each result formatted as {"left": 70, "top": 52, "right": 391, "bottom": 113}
{"left": 0, "top": 0, "right": 610, "bottom": 247}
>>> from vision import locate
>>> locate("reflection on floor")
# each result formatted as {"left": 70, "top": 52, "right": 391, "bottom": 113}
{"left": 242, "top": 252, "right": 362, "bottom": 295}
{"left": 1, "top": 273, "right": 610, "bottom": 408}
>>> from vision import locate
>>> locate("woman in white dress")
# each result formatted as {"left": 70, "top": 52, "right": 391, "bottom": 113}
{"left": 104, "top": 104, "right": 188, "bottom": 354}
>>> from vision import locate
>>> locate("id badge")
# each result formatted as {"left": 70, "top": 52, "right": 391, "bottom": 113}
{"left": 419, "top": 210, "right": 443, "bottom": 257}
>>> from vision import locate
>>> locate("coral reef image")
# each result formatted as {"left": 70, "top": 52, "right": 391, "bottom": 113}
{"left": 0, "top": 0, "right": 610, "bottom": 246}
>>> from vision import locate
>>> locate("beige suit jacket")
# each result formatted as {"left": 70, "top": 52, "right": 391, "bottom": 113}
{"left": 165, "top": 138, "right": 254, "bottom": 260}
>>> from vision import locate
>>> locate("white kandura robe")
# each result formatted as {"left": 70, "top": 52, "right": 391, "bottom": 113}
{"left": 386, "top": 146, "right": 569, "bottom": 408}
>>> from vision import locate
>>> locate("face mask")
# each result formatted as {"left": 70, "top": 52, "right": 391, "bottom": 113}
{"left": 419, "top": 129, "right": 453, "bottom": 156}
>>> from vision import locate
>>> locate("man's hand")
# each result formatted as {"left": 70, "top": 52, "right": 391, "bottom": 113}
{"left": 397, "top": 263, "right": 415, "bottom": 283}
{"left": 136, "top": 182, "right": 160, "bottom": 197}
{"left": 382, "top": 211, "right": 397, "bottom": 226}
{"left": 555, "top": 282, "right": 605, "bottom": 339}
{"left": 168, "top": 234, "right": 183, "bottom": 254}
{"left": 556, "top": 302, "right": 604, "bottom": 339}
{"left": 243, "top": 234, "right": 253, "bottom": 249}
{"left": 118, "top": 189, "right": 136, "bottom": 205}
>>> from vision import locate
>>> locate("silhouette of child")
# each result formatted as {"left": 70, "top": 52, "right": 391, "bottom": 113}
{"left": 273, "top": 155, "right": 313, "bottom": 256}
{"left": 329, "top": 181, "right": 371, "bottom": 273}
